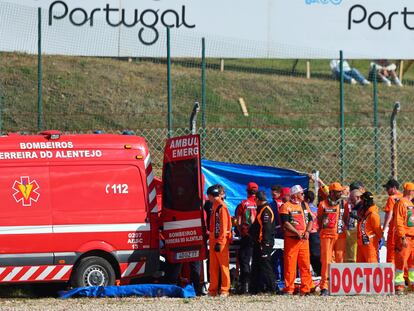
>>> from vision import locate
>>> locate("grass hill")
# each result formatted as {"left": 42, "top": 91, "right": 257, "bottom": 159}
{"left": 0, "top": 53, "right": 413, "bottom": 131}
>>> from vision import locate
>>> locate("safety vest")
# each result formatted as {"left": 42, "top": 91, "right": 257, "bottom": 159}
{"left": 289, "top": 203, "right": 308, "bottom": 231}
{"left": 322, "top": 200, "right": 345, "bottom": 233}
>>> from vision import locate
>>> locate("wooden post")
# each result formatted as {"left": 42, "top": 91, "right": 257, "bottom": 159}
{"left": 238, "top": 97, "right": 249, "bottom": 117}
{"left": 220, "top": 58, "right": 224, "bottom": 72}
{"left": 306, "top": 61, "right": 311, "bottom": 79}
{"left": 399, "top": 60, "right": 404, "bottom": 81}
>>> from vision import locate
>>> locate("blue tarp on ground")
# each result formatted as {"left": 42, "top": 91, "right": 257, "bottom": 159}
{"left": 201, "top": 160, "right": 309, "bottom": 215}
{"left": 59, "top": 284, "right": 196, "bottom": 299}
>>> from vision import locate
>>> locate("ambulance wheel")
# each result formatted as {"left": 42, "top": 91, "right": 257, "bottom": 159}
{"left": 71, "top": 256, "right": 115, "bottom": 287}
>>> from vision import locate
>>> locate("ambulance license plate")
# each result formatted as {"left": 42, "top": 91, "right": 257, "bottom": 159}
{"left": 175, "top": 250, "right": 200, "bottom": 260}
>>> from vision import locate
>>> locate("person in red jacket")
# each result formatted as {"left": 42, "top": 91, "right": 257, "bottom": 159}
{"left": 235, "top": 182, "right": 258, "bottom": 294}
{"left": 394, "top": 182, "right": 414, "bottom": 294}
{"left": 207, "top": 185, "right": 232, "bottom": 297}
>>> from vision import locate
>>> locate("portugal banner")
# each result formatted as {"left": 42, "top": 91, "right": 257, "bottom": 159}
{"left": 1, "top": 0, "right": 414, "bottom": 58}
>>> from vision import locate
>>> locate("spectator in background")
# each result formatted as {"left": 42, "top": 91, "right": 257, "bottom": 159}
{"left": 305, "top": 191, "right": 321, "bottom": 276}
{"left": 269, "top": 185, "right": 284, "bottom": 282}
{"left": 330, "top": 59, "right": 370, "bottom": 85}
{"left": 369, "top": 60, "right": 403, "bottom": 87}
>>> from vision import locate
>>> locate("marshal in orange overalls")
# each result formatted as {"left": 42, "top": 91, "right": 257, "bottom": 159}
{"left": 318, "top": 188, "right": 349, "bottom": 292}
{"left": 357, "top": 204, "right": 382, "bottom": 263}
{"left": 383, "top": 192, "right": 402, "bottom": 263}
{"left": 209, "top": 197, "right": 232, "bottom": 296}
{"left": 394, "top": 187, "right": 414, "bottom": 292}
{"left": 280, "top": 199, "right": 313, "bottom": 295}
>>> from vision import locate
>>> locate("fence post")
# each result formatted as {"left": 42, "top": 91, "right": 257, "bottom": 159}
{"left": 37, "top": 7, "right": 43, "bottom": 131}
{"left": 373, "top": 65, "right": 380, "bottom": 191}
{"left": 339, "top": 50, "right": 345, "bottom": 184}
{"left": 390, "top": 102, "right": 400, "bottom": 180}
{"left": 166, "top": 27, "right": 172, "bottom": 138}
{"left": 201, "top": 37, "right": 206, "bottom": 158}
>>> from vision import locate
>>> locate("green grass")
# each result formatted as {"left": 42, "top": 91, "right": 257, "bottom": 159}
{"left": 0, "top": 52, "right": 413, "bottom": 132}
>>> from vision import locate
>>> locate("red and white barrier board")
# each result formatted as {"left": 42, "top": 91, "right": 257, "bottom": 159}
{"left": 330, "top": 263, "right": 394, "bottom": 295}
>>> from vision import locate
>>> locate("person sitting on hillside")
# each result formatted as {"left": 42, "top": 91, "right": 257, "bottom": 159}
{"left": 330, "top": 59, "right": 370, "bottom": 85}
{"left": 369, "top": 60, "right": 403, "bottom": 87}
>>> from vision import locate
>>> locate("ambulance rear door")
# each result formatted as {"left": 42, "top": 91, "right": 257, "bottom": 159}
{"left": 161, "top": 134, "right": 206, "bottom": 263}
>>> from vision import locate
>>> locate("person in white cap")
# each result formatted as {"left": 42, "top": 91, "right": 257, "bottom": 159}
{"left": 279, "top": 185, "right": 313, "bottom": 295}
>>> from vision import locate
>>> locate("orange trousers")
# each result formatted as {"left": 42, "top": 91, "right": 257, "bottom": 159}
{"left": 395, "top": 236, "right": 414, "bottom": 287}
{"left": 387, "top": 229, "right": 395, "bottom": 263}
{"left": 320, "top": 236, "right": 346, "bottom": 290}
{"left": 283, "top": 237, "right": 313, "bottom": 294}
{"left": 357, "top": 242, "right": 379, "bottom": 263}
{"left": 209, "top": 241, "right": 230, "bottom": 295}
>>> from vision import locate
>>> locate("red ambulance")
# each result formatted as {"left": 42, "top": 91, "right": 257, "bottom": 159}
{"left": 0, "top": 130, "right": 206, "bottom": 287}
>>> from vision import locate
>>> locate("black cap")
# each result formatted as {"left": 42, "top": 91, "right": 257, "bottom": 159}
{"left": 383, "top": 179, "right": 399, "bottom": 189}
{"left": 361, "top": 191, "right": 374, "bottom": 206}
{"left": 256, "top": 191, "right": 267, "bottom": 202}
{"left": 349, "top": 181, "right": 364, "bottom": 191}
{"left": 207, "top": 185, "right": 220, "bottom": 197}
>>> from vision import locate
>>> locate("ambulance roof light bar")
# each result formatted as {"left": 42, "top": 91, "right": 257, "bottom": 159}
{"left": 40, "top": 130, "right": 62, "bottom": 140}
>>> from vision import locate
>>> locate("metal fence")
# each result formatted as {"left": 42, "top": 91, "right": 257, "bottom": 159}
{"left": 1, "top": 3, "right": 414, "bottom": 132}
{"left": 1, "top": 2, "right": 413, "bottom": 199}
{"left": 136, "top": 126, "right": 412, "bottom": 195}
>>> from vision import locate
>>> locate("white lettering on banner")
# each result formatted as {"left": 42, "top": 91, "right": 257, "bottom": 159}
{"left": 170, "top": 136, "right": 199, "bottom": 159}
{"left": 330, "top": 263, "right": 394, "bottom": 295}
{"left": 169, "top": 137, "right": 198, "bottom": 149}
{"left": 172, "top": 147, "right": 198, "bottom": 159}
{"left": 0, "top": 149, "right": 102, "bottom": 160}
{"left": 164, "top": 229, "right": 202, "bottom": 245}
{"left": 20, "top": 141, "right": 74, "bottom": 149}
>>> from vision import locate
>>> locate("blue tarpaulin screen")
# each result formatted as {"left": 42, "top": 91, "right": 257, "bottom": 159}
{"left": 59, "top": 284, "right": 196, "bottom": 299}
{"left": 201, "top": 160, "right": 309, "bottom": 215}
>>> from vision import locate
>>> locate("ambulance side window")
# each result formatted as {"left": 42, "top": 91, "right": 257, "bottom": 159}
{"left": 163, "top": 159, "right": 201, "bottom": 212}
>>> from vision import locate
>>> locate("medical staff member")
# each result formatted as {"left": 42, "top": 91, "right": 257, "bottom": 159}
{"left": 207, "top": 184, "right": 232, "bottom": 297}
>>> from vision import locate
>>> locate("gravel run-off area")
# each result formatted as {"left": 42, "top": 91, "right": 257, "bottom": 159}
{"left": 0, "top": 294, "right": 411, "bottom": 311}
